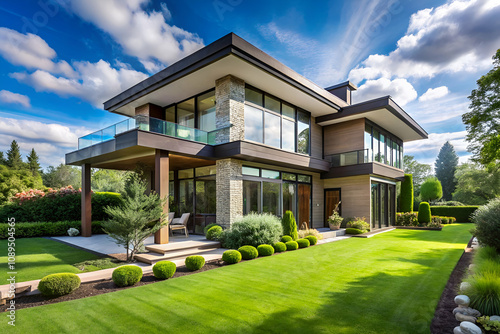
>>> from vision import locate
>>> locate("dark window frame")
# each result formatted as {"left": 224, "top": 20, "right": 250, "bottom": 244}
{"left": 163, "top": 88, "right": 216, "bottom": 130}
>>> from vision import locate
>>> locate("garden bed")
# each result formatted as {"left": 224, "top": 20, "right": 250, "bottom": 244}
{"left": 0, "top": 261, "right": 225, "bottom": 311}
{"left": 395, "top": 226, "right": 442, "bottom": 231}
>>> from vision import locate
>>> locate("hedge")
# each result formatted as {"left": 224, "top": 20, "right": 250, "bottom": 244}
{"left": 0, "top": 192, "right": 121, "bottom": 223}
{"left": 418, "top": 202, "right": 431, "bottom": 224}
{"left": 0, "top": 221, "right": 104, "bottom": 239}
{"left": 430, "top": 206, "right": 479, "bottom": 222}
{"left": 400, "top": 174, "right": 414, "bottom": 212}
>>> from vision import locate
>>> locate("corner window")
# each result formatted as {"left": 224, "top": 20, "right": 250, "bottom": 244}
{"left": 244, "top": 105, "right": 263, "bottom": 143}
{"left": 297, "top": 110, "right": 310, "bottom": 155}
{"left": 197, "top": 91, "right": 216, "bottom": 132}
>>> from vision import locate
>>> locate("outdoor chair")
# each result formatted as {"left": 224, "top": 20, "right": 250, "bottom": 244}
{"left": 170, "top": 213, "right": 190, "bottom": 238}
{"left": 167, "top": 212, "right": 175, "bottom": 224}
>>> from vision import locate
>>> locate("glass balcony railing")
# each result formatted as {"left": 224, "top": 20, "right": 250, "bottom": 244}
{"left": 325, "top": 149, "right": 372, "bottom": 167}
{"left": 78, "top": 116, "right": 230, "bottom": 149}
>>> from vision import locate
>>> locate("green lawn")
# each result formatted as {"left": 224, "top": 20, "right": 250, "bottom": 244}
{"left": 0, "top": 238, "right": 101, "bottom": 284}
{"left": 6, "top": 224, "right": 471, "bottom": 333}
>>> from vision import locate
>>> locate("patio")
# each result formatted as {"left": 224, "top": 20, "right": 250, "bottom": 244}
{"left": 51, "top": 233, "right": 210, "bottom": 256}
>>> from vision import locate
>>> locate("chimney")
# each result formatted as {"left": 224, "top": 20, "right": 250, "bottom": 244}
{"left": 325, "top": 81, "right": 357, "bottom": 105}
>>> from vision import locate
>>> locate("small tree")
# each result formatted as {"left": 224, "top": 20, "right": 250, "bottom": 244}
{"left": 435, "top": 142, "right": 459, "bottom": 200}
{"left": 27, "top": 148, "right": 41, "bottom": 176}
{"left": 6, "top": 140, "right": 23, "bottom": 168}
{"left": 418, "top": 202, "right": 431, "bottom": 224}
{"left": 420, "top": 177, "right": 443, "bottom": 203}
{"left": 103, "top": 175, "right": 166, "bottom": 262}
{"left": 400, "top": 174, "right": 414, "bottom": 212}
{"left": 282, "top": 210, "right": 298, "bottom": 240}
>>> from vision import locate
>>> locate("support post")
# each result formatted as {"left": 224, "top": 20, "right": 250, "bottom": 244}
{"left": 81, "top": 163, "right": 92, "bottom": 237}
{"left": 154, "top": 150, "right": 170, "bottom": 244}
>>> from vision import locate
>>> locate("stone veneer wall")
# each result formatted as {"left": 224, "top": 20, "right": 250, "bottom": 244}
{"left": 216, "top": 159, "right": 243, "bottom": 228}
{"left": 215, "top": 75, "right": 245, "bottom": 143}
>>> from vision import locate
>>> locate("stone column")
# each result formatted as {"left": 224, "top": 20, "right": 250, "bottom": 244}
{"left": 81, "top": 163, "right": 92, "bottom": 237}
{"left": 216, "top": 159, "right": 243, "bottom": 229}
{"left": 153, "top": 149, "right": 170, "bottom": 244}
{"left": 215, "top": 75, "right": 245, "bottom": 143}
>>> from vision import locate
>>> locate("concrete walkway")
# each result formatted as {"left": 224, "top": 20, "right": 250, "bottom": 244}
{"left": 51, "top": 234, "right": 208, "bottom": 255}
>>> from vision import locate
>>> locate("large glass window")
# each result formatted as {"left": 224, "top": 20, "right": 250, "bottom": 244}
{"left": 365, "top": 124, "right": 372, "bottom": 161}
{"left": 379, "top": 134, "right": 385, "bottom": 164}
{"left": 245, "top": 87, "right": 263, "bottom": 106}
{"left": 283, "top": 182, "right": 296, "bottom": 214}
{"left": 197, "top": 91, "right": 216, "bottom": 132}
{"left": 242, "top": 166, "right": 260, "bottom": 177}
{"left": 365, "top": 123, "right": 403, "bottom": 169}
{"left": 244, "top": 104, "right": 263, "bottom": 143}
{"left": 282, "top": 119, "right": 295, "bottom": 152}
{"left": 373, "top": 130, "right": 380, "bottom": 163}
{"left": 177, "top": 98, "right": 195, "bottom": 128}
{"left": 392, "top": 141, "right": 398, "bottom": 168}
{"left": 297, "top": 110, "right": 310, "bottom": 155}
{"left": 243, "top": 180, "right": 261, "bottom": 214}
{"left": 264, "top": 111, "right": 281, "bottom": 148}
{"left": 179, "top": 179, "right": 194, "bottom": 214}
{"left": 263, "top": 182, "right": 280, "bottom": 216}
{"left": 262, "top": 169, "right": 280, "bottom": 179}
{"left": 196, "top": 179, "right": 216, "bottom": 214}
{"left": 244, "top": 86, "right": 310, "bottom": 155}
{"left": 165, "top": 106, "right": 175, "bottom": 123}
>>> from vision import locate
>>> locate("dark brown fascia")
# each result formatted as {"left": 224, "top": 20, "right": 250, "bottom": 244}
{"left": 324, "top": 81, "right": 358, "bottom": 91}
{"left": 315, "top": 96, "right": 428, "bottom": 139}
{"left": 321, "top": 162, "right": 404, "bottom": 179}
{"left": 103, "top": 33, "right": 343, "bottom": 113}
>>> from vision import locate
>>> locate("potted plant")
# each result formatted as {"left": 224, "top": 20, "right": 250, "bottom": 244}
{"left": 327, "top": 202, "right": 343, "bottom": 230}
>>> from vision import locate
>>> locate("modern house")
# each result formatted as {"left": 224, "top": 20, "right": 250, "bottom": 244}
{"left": 66, "top": 33, "right": 427, "bottom": 244}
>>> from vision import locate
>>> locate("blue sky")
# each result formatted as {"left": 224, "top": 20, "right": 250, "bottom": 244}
{"left": 0, "top": 0, "right": 499, "bottom": 168}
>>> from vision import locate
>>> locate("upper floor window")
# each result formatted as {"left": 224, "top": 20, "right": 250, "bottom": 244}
{"left": 365, "top": 123, "right": 403, "bottom": 169}
{"left": 164, "top": 89, "right": 216, "bottom": 132}
{"left": 244, "top": 86, "right": 310, "bottom": 155}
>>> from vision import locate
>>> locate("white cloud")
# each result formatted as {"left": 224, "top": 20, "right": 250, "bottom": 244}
{"left": 160, "top": 3, "right": 171, "bottom": 21}
{"left": 63, "top": 0, "right": 204, "bottom": 72}
{"left": 404, "top": 131, "right": 469, "bottom": 165}
{"left": 349, "top": 0, "right": 500, "bottom": 83}
{"left": 11, "top": 60, "right": 148, "bottom": 108}
{"left": 0, "top": 27, "right": 76, "bottom": 77}
{"left": 407, "top": 94, "right": 468, "bottom": 125}
{"left": 353, "top": 77, "right": 417, "bottom": 106}
{"left": 258, "top": 22, "right": 320, "bottom": 59}
{"left": 419, "top": 86, "right": 450, "bottom": 102}
{"left": 0, "top": 90, "right": 31, "bottom": 108}
{"left": 0, "top": 117, "right": 92, "bottom": 166}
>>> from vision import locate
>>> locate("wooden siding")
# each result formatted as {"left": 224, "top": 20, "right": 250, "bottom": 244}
{"left": 310, "top": 116, "right": 323, "bottom": 159}
{"left": 323, "top": 118, "right": 365, "bottom": 155}
{"left": 323, "top": 175, "right": 371, "bottom": 224}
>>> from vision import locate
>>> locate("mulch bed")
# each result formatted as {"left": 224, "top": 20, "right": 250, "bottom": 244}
{"left": 430, "top": 238, "right": 475, "bottom": 334}
{"left": 0, "top": 260, "right": 226, "bottom": 312}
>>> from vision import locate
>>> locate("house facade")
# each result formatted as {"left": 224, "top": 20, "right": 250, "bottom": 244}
{"left": 66, "top": 33, "right": 427, "bottom": 244}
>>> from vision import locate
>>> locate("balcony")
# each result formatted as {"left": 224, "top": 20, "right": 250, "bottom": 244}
{"left": 78, "top": 116, "right": 230, "bottom": 149}
{"left": 325, "top": 149, "right": 372, "bottom": 167}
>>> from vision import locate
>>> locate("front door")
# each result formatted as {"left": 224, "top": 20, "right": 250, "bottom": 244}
{"left": 297, "top": 184, "right": 311, "bottom": 229}
{"left": 325, "top": 189, "right": 341, "bottom": 227}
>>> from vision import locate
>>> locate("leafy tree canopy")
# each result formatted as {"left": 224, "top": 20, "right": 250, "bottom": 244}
{"left": 0, "top": 165, "right": 43, "bottom": 204}
{"left": 420, "top": 177, "right": 443, "bottom": 203}
{"left": 463, "top": 49, "right": 500, "bottom": 165}
{"left": 42, "top": 164, "right": 81, "bottom": 189}
{"left": 403, "top": 155, "right": 432, "bottom": 195}
{"left": 435, "top": 142, "right": 459, "bottom": 200}
{"left": 453, "top": 162, "right": 500, "bottom": 205}
{"left": 92, "top": 169, "right": 130, "bottom": 194}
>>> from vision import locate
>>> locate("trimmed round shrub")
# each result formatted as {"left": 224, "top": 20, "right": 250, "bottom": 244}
{"left": 273, "top": 242, "right": 287, "bottom": 253}
{"left": 418, "top": 202, "right": 432, "bottom": 224}
{"left": 297, "top": 238, "right": 310, "bottom": 248}
{"left": 204, "top": 223, "right": 219, "bottom": 235}
{"left": 346, "top": 228, "right": 364, "bottom": 235}
{"left": 206, "top": 225, "right": 223, "bottom": 241}
{"left": 185, "top": 255, "right": 205, "bottom": 271}
{"left": 238, "top": 245, "right": 259, "bottom": 260}
{"left": 257, "top": 244, "right": 275, "bottom": 257}
{"left": 420, "top": 177, "right": 443, "bottom": 202}
{"left": 285, "top": 241, "right": 298, "bottom": 251}
{"left": 152, "top": 260, "right": 176, "bottom": 279}
{"left": 472, "top": 198, "right": 500, "bottom": 251}
{"left": 222, "top": 250, "right": 242, "bottom": 264}
{"left": 281, "top": 235, "right": 293, "bottom": 243}
{"left": 38, "top": 273, "right": 81, "bottom": 297}
{"left": 305, "top": 235, "right": 318, "bottom": 245}
{"left": 112, "top": 265, "right": 143, "bottom": 287}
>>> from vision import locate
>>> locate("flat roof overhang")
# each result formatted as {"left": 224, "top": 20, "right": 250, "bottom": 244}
{"left": 104, "top": 33, "right": 347, "bottom": 118}
{"left": 315, "top": 96, "right": 428, "bottom": 142}
{"left": 66, "top": 130, "right": 330, "bottom": 173}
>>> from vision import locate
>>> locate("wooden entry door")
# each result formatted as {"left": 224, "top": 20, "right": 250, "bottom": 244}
{"left": 325, "top": 189, "right": 341, "bottom": 227}
{"left": 297, "top": 184, "right": 311, "bottom": 229}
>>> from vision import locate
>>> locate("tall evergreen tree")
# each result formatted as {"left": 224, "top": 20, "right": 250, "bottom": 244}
{"left": 435, "top": 141, "right": 459, "bottom": 200}
{"left": 27, "top": 148, "right": 41, "bottom": 176}
{"left": 0, "top": 151, "right": 5, "bottom": 165}
{"left": 6, "top": 140, "right": 23, "bottom": 168}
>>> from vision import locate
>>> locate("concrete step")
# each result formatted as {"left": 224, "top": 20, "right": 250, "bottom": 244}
{"left": 135, "top": 246, "right": 220, "bottom": 265}
{"left": 145, "top": 240, "right": 220, "bottom": 254}
{"left": 317, "top": 228, "right": 346, "bottom": 239}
